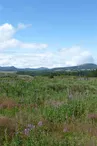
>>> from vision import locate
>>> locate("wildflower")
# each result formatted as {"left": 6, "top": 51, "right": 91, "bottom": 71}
{"left": 38, "top": 121, "right": 43, "bottom": 127}
{"left": 63, "top": 127, "right": 68, "bottom": 133}
{"left": 27, "top": 124, "right": 35, "bottom": 130}
{"left": 68, "top": 93, "right": 73, "bottom": 99}
{"left": 24, "top": 128, "right": 30, "bottom": 136}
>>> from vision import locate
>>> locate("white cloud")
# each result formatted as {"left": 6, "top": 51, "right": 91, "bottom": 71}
{"left": 58, "top": 46, "right": 94, "bottom": 67}
{"left": 17, "top": 23, "right": 32, "bottom": 30}
{"left": 0, "top": 23, "right": 15, "bottom": 42}
{"left": 0, "top": 46, "right": 95, "bottom": 68}
{"left": 19, "top": 42, "right": 48, "bottom": 49}
{"left": 0, "top": 23, "right": 48, "bottom": 50}
{"left": 0, "top": 53, "right": 53, "bottom": 68}
{"left": 0, "top": 23, "right": 95, "bottom": 68}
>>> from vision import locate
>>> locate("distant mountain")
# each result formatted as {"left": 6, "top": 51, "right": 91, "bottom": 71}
{"left": 0, "top": 63, "right": 97, "bottom": 72}
{"left": 37, "top": 67, "right": 49, "bottom": 70}
{"left": 0, "top": 66, "right": 49, "bottom": 72}
{"left": 76, "top": 63, "right": 97, "bottom": 70}
{"left": 52, "top": 63, "right": 97, "bottom": 71}
{"left": 0, "top": 66, "right": 17, "bottom": 71}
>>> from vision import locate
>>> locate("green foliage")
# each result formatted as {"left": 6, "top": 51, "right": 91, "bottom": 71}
{"left": 42, "top": 100, "right": 86, "bottom": 123}
{"left": 0, "top": 74, "right": 97, "bottom": 145}
{"left": 16, "top": 68, "right": 97, "bottom": 78}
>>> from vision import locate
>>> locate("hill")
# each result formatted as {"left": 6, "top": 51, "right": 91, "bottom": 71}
{"left": 52, "top": 63, "right": 97, "bottom": 72}
{"left": 0, "top": 63, "right": 97, "bottom": 72}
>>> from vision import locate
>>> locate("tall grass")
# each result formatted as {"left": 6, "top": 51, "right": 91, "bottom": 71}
{"left": 0, "top": 74, "right": 97, "bottom": 145}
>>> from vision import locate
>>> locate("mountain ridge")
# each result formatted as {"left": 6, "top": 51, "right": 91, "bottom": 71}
{"left": 0, "top": 63, "right": 97, "bottom": 72}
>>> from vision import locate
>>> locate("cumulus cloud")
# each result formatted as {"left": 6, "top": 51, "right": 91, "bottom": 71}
{"left": 71, "top": 51, "right": 94, "bottom": 66}
{"left": 0, "top": 23, "right": 94, "bottom": 68}
{"left": 58, "top": 46, "right": 94, "bottom": 67}
{"left": 0, "top": 23, "right": 15, "bottom": 42}
{"left": 0, "top": 23, "right": 48, "bottom": 50}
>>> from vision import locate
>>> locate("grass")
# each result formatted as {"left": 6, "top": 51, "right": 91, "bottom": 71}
{"left": 0, "top": 74, "right": 97, "bottom": 145}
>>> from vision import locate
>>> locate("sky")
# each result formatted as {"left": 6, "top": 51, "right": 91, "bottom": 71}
{"left": 0, "top": 0, "right": 97, "bottom": 68}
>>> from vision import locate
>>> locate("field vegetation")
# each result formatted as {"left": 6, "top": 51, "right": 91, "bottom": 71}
{"left": 0, "top": 73, "right": 97, "bottom": 145}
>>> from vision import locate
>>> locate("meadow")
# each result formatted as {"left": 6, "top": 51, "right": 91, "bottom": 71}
{"left": 0, "top": 74, "right": 97, "bottom": 145}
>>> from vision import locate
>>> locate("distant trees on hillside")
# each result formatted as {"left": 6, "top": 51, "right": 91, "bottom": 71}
{"left": 16, "top": 69, "right": 97, "bottom": 78}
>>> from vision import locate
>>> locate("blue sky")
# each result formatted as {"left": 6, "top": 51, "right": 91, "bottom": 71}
{"left": 0, "top": 0, "right": 97, "bottom": 68}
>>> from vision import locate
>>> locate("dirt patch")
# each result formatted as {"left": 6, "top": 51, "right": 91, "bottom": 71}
{"left": 0, "top": 116, "right": 15, "bottom": 128}
{"left": 0, "top": 116, "right": 16, "bottom": 144}
{"left": 88, "top": 113, "right": 97, "bottom": 123}
{"left": 0, "top": 98, "right": 17, "bottom": 109}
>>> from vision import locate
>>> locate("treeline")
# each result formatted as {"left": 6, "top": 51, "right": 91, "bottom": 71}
{"left": 16, "top": 69, "right": 97, "bottom": 78}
